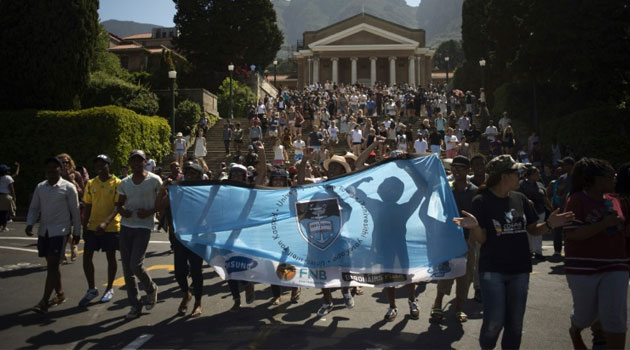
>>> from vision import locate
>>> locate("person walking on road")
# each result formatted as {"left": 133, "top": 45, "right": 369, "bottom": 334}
{"left": 78, "top": 154, "right": 121, "bottom": 307}
{"left": 26, "top": 157, "right": 81, "bottom": 314}
{"left": 116, "top": 150, "right": 162, "bottom": 320}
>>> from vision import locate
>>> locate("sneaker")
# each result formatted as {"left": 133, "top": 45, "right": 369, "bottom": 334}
{"left": 317, "top": 303, "right": 333, "bottom": 317}
{"left": 533, "top": 253, "right": 545, "bottom": 261}
{"left": 100, "top": 288, "right": 114, "bottom": 303}
{"left": 78, "top": 288, "right": 99, "bottom": 307}
{"left": 245, "top": 284, "right": 255, "bottom": 304}
{"left": 343, "top": 293, "right": 355, "bottom": 309}
{"left": 144, "top": 284, "right": 158, "bottom": 310}
{"left": 125, "top": 306, "right": 142, "bottom": 320}
{"left": 384, "top": 307, "right": 398, "bottom": 322}
{"left": 408, "top": 299, "right": 419, "bottom": 320}
{"left": 48, "top": 293, "right": 67, "bottom": 307}
{"left": 71, "top": 246, "right": 78, "bottom": 261}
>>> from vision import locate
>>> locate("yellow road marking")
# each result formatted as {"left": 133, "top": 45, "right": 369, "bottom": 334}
{"left": 109, "top": 264, "right": 174, "bottom": 287}
{"left": 65, "top": 250, "right": 84, "bottom": 258}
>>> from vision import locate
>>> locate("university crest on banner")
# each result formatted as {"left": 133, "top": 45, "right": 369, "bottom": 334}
{"left": 296, "top": 198, "right": 342, "bottom": 251}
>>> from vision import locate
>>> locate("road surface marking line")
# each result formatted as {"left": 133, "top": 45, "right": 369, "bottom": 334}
{"left": 0, "top": 246, "right": 38, "bottom": 253}
{"left": 110, "top": 264, "right": 174, "bottom": 287}
{"left": 122, "top": 334, "right": 153, "bottom": 350}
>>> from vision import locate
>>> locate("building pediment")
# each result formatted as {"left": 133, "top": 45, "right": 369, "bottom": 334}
{"left": 308, "top": 23, "right": 419, "bottom": 49}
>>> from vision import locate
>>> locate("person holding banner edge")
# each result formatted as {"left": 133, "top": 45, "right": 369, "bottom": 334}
{"left": 453, "top": 154, "right": 574, "bottom": 349}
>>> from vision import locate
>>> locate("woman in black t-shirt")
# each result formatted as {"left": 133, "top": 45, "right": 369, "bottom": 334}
{"left": 454, "top": 155, "right": 574, "bottom": 350}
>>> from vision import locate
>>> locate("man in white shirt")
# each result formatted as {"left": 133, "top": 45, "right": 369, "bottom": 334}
{"left": 293, "top": 134, "right": 306, "bottom": 161}
{"left": 414, "top": 135, "right": 428, "bottom": 154}
{"left": 484, "top": 120, "right": 499, "bottom": 142}
{"left": 116, "top": 150, "right": 162, "bottom": 320}
{"left": 26, "top": 157, "right": 81, "bottom": 314}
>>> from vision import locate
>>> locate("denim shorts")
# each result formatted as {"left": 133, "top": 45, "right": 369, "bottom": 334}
{"left": 566, "top": 271, "right": 628, "bottom": 333}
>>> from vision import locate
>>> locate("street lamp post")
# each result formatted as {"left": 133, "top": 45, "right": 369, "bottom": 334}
{"left": 445, "top": 56, "right": 450, "bottom": 113}
{"left": 228, "top": 63, "right": 234, "bottom": 119}
{"left": 273, "top": 59, "right": 278, "bottom": 88}
{"left": 168, "top": 70, "right": 177, "bottom": 134}
{"left": 444, "top": 56, "right": 450, "bottom": 87}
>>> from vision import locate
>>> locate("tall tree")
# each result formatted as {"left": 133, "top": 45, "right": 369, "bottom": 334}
{"left": 173, "top": 0, "right": 284, "bottom": 90}
{"left": 0, "top": 0, "right": 99, "bottom": 110}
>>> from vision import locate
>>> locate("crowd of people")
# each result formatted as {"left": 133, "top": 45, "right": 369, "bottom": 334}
{"left": 9, "top": 80, "right": 629, "bottom": 350}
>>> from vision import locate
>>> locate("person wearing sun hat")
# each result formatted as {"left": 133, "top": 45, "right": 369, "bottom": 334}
{"left": 173, "top": 132, "right": 187, "bottom": 168}
{"left": 453, "top": 154, "right": 575, "bottom": 349}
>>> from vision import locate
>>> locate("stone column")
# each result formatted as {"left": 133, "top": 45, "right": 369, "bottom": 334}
{"left": 313, "top": 56, "right": 320, "bottom": 85}
{"left": 370, "top": 56, "right": 377, "bottom": 86}
{"left": 307, "top": 58, "right": 312, "bottom": 86}
{"left": 331, "top": 57, "right": 339, "bottom": 84}
{"left": 350, "top": 57, "right": 358, "bottom": 84}
{"left": 389, "top": 56, "right": 397, "bottom": 86}
{"left": 418, "top": 55, "right": 424, "bottom": 87}
{"left": 408, "top": 56, "right": 416, "bottom": 86}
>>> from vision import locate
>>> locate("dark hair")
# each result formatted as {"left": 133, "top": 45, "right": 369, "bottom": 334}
{"left": 615, "top": 162, "right": 630, "bottom": 196}
{"left": 569, "top": 157, "right": 615, "bottom": 195}
{"left": 470, "top": 154, "right": 486, "bottom": 165}
{"left": 476, "top": 172, "right": 502, "bottom": 195}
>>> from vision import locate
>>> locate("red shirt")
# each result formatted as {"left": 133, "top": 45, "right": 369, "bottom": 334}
{"left": 563, "top": 191, "right": 629, "bottom": 274}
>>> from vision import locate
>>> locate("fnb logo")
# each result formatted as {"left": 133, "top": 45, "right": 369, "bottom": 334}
{"left": 299, "top": 268, "right": 327, "bottom": 280}
{"left": 225, "top": 256, "right": 258, "bottom": 274}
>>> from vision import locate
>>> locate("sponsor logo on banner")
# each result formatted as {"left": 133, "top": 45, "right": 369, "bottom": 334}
{"left": 296, "top": 198, "right": 343, "bottom": 251}
{"left": 341, "top": 272, "right": 408, "bottom": 285}
{"left": 225, "top": 256, "right": 258, "bottom": 274}
{"left": 276, "top": 263, "right": 297, "bottom": 281}
{"left": 428, "top": 261, "right": 451, "bottom": 277}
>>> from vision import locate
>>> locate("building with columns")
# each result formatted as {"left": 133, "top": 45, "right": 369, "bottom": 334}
{"left": 294, "top": 13, "right": 434, "bottom": 88}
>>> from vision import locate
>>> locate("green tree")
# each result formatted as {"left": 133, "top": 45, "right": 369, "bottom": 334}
{"left": 173, "top": 0, "right": 284, "bottom": 91}
{"left": 434, "top": 40, "right": 464, "bottom": 71}
{"left": 217, "top": 77, "right": 256, "bottom": 119}
{"left": 91, "top": 25, "right": 131, "bottom": 80}
{"left": 174, "top": 100, "right": 202, "bottom": 132}
{"left": 0, "top": 0, "right": 99, "bottom": 110}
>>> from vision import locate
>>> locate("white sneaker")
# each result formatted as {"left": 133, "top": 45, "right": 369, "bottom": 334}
{"left": 78, "top": 288, "right": 99, "bottom": 307}
{"left": 125, "top": 306, "right": 141, "bottom": 320}
{"left": 100, "top": 288, "right": 114, "bottom": 303}
{"left": 317, "top": 303, "right": 333, "bottom": 317}
{"left": 343, "top": 293, "right": 355, "bottom": 309}
{"left": 384, "top": 307, "right": 398, "bottom": 322}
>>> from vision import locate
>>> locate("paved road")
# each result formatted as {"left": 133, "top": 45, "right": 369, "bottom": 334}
{"left": 0, "top": 221, "right": 628, "bottom": 349}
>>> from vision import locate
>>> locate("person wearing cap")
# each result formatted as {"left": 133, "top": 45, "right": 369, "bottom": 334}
{"left": 453, "top": 154, "right": 575, "bottom": 349}
{"left": 26, "top": 157, "right": 81, "bottom": 314}
{"left": 0, "top": 164, "right": 16, "bottom": 232}
{"left": 298, "top": 149, "right": 356, "bottom": 316}
{"left": 518, "top": 166, "right": 551, "bottom": 260}
{"left": 78, "top": 154, "right": 121, "bottom": 307}
{"left": 116, "top": 150, "right": 162, "bottom": 320}
{"left": 431, "top": 156, "right": 478, "bottom": 323}
{"left": 173, "top": 132, "right": 187, "bottom": 168}
{"left": 224, "top": 160, "right": 256, "bottom": 311}
{"left": 156, "top": 162, "right": 205, "bottom": 317}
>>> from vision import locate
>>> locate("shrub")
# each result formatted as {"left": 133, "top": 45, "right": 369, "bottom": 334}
{"left": 0, "top": 106, "right": 171, "bottom": 208}
{"left": 81, "top": 72, "right": 160, "bottom": 115}
{"left": 173, "top": 99, "right": 202, "bottom": 133}
{"left": 217, "top": 77, "right": 257, "bottom": 119}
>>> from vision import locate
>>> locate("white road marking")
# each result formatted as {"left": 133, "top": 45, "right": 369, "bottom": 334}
{"left": 122, "top": 334, "right": 153, "bottom": 350}
{"left": 0, "top": 246, "right": 38, "bottom": 253}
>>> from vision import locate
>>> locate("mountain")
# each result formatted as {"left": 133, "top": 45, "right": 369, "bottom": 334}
{"left": 272, "top": 0, "right": 462, "bottom": 48}
{"left": 101, "top": 19, "right": 163, "bottom": 37}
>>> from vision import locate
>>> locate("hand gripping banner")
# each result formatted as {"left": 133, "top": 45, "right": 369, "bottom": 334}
{"left": 169, "top": 154, "right": 468, "bottom": 288}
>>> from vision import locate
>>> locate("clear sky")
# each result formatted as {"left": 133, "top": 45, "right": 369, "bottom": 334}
{"left": 98, "top": 0, "right": 422, "bottom": 27}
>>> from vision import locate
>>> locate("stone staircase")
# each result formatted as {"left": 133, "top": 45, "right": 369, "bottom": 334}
{"left": 193, "top": 115, "right": 428, "bottom": 177}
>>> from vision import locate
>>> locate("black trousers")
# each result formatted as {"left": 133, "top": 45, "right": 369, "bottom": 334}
{"left": 173, "top": 239, "right": 203, "bottom": 299}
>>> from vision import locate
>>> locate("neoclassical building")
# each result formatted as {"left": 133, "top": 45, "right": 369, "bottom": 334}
{"left": 294, "top": 13, "right": 434, "bottom": 88}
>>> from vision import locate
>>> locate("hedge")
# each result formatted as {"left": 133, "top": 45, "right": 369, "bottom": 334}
{"left": 540, "top": 106, "right": 630, "bottom": 167}
{"left": 0, "top": 106, "right": 171, "bottom": 209}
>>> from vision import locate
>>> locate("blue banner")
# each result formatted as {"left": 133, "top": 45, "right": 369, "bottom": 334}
{"left": 170, "top": 154, "right": 467, "bottom": 286}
